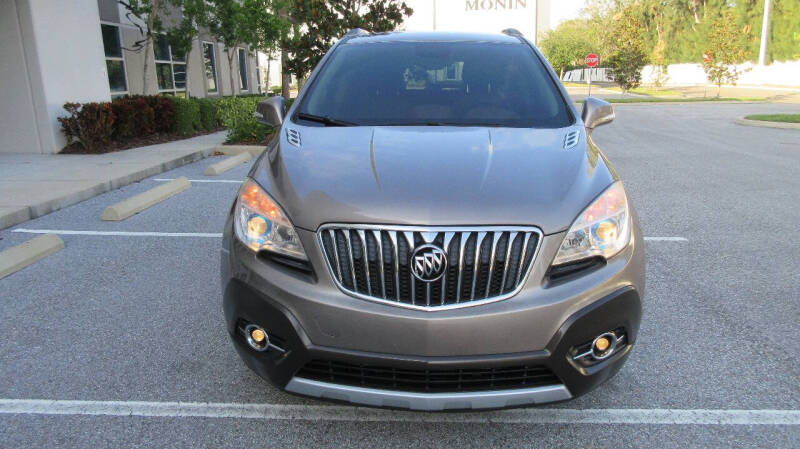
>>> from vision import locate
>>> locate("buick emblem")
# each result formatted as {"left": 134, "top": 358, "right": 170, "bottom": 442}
{"left": 410, "top": 244, "right": 447, "bottom": 282}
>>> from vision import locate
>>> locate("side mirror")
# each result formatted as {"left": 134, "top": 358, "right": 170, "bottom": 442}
{"left": 255, "top": 96, "right": 285, "bottom": 127}
{"left": 581, "top": 97, "right": 614, "bottom": 132}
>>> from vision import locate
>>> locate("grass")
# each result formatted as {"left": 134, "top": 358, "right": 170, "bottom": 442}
{"left": 626, "top": 87, "right": 682, "bottom": 96}
{"left": 562, "top": 83, "right": 681, "bottom": 96}
{"left": 574, "top": 97, "right": 766, "bottom": 104}
{"left": 743, "top": 113, "right": 800, "bottom": 123}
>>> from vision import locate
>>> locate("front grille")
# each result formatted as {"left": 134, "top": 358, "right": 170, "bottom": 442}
{"left": 297, "top": 359, "right": 560, "bottom": 393}
{"left": 318, "top": 225, "right": 541, "bottom": 310}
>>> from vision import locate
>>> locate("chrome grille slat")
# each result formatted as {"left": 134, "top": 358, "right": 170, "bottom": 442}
{"left": 485, "top": 232, "right": 502, "bottom": 298}
{"left": 516, "top": 233, "right": 532, "bottom": 287}
{"left": 402, "top": 232, "right": 415, "bottom": 305}
{"left": 318, "top": 225, "right": 542, "bottom": 311}
{"left": 344, "top": 230, "right": 357, "bottom": 290}
{"left": 456, "top": 233, "right": 469, "bottom": 303}
{"left": 441, "top": 232, "right": 456, "bottom": 306}
{"left": 501, "top": 232, "right": 518, "bottom": 292}
{"left": 372, "top": 230, "right": 386, "bottom": 299}
{"left": 471, "top": 232, "right": 486, "bottom": 301}
{"left": 356, "top": 230, "right": 371, "bottom": 296}
{"left": 389, "top": 231, "right": 400, "bottom": 302}
{"left": 327, "top": 229, "right": 342, "bottom": 282}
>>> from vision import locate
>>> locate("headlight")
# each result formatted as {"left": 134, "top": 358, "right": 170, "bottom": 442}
{"left": 233, "top": 178, "right": 307, "bottom": 260}
{"left": 552, "top": 181, "right": 631, "bottom": 266}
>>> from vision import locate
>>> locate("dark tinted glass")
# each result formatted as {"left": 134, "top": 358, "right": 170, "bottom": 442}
{"left": 238, "top": 48, "right": 248, "bottom": 90}
{"left": 156, "top": 63, "right": 173, "bottom": 90}
{"left": 154, "top": 35, "right": 170, "bottom": 61}
{"left": 299, "top": 42, "right": 572, "bottom": 128}
{"left": 101, "top": 24, "right": 121, "bottom": 58}
{"left": 174, "top": 63, "right": 186, "bottom": 89}
{"left": 106, "top": 60, "right": 126, "bottom": 92}
{"left": 203, "top": 43, "right": 217, "bottom": 92}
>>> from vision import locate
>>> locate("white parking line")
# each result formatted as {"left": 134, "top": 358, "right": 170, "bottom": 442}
{"left": 11, "top": 228, "right": 688, "bottom": 242}
{"left": 0, "top": 399, "right": 797, "bottom": 425}
{"left": 12, "top": 229, "right": 222, "bottom": 238}
{"left": 153, "top": 178, "right": 243, "bottom": 183}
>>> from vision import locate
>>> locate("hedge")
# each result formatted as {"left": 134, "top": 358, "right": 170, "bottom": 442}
{"left": 58, "top": 94, "right": 275, "bottom": 153}
{"left": 172, "top": 97, "right": 201, "bottom": 136}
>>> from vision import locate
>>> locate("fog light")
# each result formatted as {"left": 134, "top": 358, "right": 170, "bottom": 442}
{"left": 591, "top": 332, "right": 618, "bottom": 360}
{"left": 570, "top": 329, "right": 627, "bottom": 368}
{"left": 244, "top": 324, "right": 269, "bottom": 352}
{"left": 594, "top": 336, "right": 610, "bottom": 352}
{"left": 250, "top": 328, "right": 266, "bottom": 344}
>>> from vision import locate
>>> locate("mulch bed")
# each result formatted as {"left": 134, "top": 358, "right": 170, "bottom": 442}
{"left": 59, "top": 129, "right": 224, "bottom": 155}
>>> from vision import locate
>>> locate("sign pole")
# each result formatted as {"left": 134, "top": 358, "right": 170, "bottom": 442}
{"left": 584, "top": 53, "right": 599, "bottom": 98}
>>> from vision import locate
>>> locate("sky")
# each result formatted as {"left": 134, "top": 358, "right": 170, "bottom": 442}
{"left": 550, "top": 0, "right": 586, "bottom": 28}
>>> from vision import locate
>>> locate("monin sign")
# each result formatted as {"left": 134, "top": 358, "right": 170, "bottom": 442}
{"left": 466, "top": 0, "right": 528, "bottom": 10}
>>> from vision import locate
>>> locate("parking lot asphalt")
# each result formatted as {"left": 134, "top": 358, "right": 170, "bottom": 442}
{"left": 1, "top": 103, "right": 798, "bottom": 447}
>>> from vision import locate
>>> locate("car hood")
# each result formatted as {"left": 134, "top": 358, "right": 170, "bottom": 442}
{"left": 252, "top": 124, "right": 617, "bottom": 234}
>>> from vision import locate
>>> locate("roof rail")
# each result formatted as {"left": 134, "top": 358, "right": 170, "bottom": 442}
{"left": 345, "top": 28, "right": 371, "bottom": 37}
{"left": 501, "top": 28, "right": 524, "bottom": 37}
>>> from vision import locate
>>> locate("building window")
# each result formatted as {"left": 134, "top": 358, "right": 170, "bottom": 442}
{"left": 237, "top": 48, "right": 248, "bottom": 91}
{"left": 154, "top": 35, "right": 186, "bottom": 95}
{"left": 203, "top": 42, "right": 218, "bottom": 94}
{"left": 101, "top": 24, "right": 127, "bottom": 96}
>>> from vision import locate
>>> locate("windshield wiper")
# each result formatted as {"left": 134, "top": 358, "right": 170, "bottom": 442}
{"left": 296, "top": 112, "right": 357, "bottom": 127}
{"left": 392, "top": 122, "right": 507, "bottom": 127}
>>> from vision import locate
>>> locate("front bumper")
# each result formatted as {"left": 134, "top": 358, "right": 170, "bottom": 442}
{"left": 224, "top": 279, "right": 640, "bottom": 410}
{"left": 221, "top": 214, "right": 644, "bottom": 410}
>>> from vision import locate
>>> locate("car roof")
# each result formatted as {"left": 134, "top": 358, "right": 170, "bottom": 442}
{"left": 343, "top": 31, "right": 523, "bottom": 45}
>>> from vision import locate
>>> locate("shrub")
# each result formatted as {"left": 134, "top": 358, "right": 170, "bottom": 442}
{"left": 226, "top": 120, "right": 273, "bottom": 144}
{"left": 269, "top": 85, "right": 281, "bottom": 95}
{"left": 171, "top": 97, "right": 201, "bottom": 136}
{"left": 58, "top": 102, "right": 115, "bottom": 152}
{"left": 145, "top": 95, "right": 176, "bottom": 133}
{"left": 111, "top": 97, "right": 155, "bottom": 140}
{"left": 216, "top": 96, "right": 272, "bottom": 144}
{"left": 196, "top": 98, "right": 221, "bottom": 131}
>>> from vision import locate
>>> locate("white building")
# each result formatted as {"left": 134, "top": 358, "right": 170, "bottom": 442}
{"left": 403, "top": 0, "right": 549, "bottom": 44}
{"left": 2, "top": 0, "right": 262, "bottom": 155}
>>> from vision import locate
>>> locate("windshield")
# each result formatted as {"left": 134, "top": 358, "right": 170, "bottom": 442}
{"left": 296, "top": 41, "right": 573, "bottom": 128}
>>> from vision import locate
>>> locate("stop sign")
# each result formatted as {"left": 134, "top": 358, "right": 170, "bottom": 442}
{"left": 585, "top": 53, "right": 599, "bottom": 67}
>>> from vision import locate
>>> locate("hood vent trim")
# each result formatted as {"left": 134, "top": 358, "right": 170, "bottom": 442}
{"left": 564, "top": 129, "right": 580, "bottom": 149}
{"left": 286, "top": 127, "right": 302, "bottom": 147}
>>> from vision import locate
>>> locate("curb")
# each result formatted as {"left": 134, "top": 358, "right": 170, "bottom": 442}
{"left": 0, "top": 140, "right": 220, "bottom": 231}
{"left": 0, "top": 234, "right": 64, "bottom": 279}
{"left": 735, "top": 118, "right": 800, "bottom": 130}
{"left": 0, "top": 207, "right": 31, "bottom": 231}
{"left": 101, "top": 177, "right": 191, "bottom": 221}
{"left": 204, "top": 153, "right": 252, "bottom": 176}
{"left": 214, "top": 144, "right": 265, "bottom": 157}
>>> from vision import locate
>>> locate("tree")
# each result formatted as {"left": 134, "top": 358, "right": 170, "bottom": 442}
{"left": 703, "top": 11, "right": 747, "bottom": 96}
{"left": 280, "top": 0, "right": 413, "bottom": 98}
{"left": 242, "top": 0, "right": 290, "bottom": 94}
{"left": 539, "top": 19, "right": 594, "bottom": 79}
{"left": 165, "top": 0, "right": 209, "bottom": 97}
{"left": 208, "top": 0, "right": 252, "bottom": 96}
{"left": 119, "top": 0, "right": 166, "bottom": 94}
{"left": 605, "top": 7, "right": 649, "bottom": 93}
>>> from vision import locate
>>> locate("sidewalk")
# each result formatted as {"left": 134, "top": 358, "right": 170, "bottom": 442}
{"left": 0, "top": 131, "right": 226, "bottom": 230}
